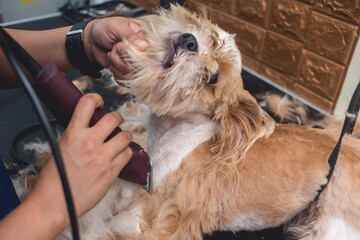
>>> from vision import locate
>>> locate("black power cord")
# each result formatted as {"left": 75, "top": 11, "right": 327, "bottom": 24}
{"left": 0, "top": 27, "right": 80, "bottom": 240}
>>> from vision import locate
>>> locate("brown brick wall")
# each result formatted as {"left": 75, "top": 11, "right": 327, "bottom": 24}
{"left": 126, "top": 0, "right": 160, "bottom": 11}
{"left": 128, "top": 0, "right": 360, "bottom": 112}
{"left": 185, "top": 0, "right": 360, "bottom": 112}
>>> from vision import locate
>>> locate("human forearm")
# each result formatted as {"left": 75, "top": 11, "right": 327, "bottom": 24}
{"left": 0, "top": 27, "right": 73, "bottom": 87}
{"left": 0, "top": 17, "right": 148, "bottom": 88}
{"left": 0, "top": 190, "right": 68, "bottom": 239}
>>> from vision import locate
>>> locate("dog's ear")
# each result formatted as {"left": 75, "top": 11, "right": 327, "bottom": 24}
{"left": 210, "top": 92, "right": 275, "bottom": 165}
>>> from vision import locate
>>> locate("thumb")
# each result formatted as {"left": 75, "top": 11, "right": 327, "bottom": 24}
{"left": 123, "top": 20, "right": 148, "bottom": 52}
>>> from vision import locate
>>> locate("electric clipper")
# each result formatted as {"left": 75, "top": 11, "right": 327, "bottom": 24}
{"left": 35, "top": 63, "right": 152, "bottom": 192}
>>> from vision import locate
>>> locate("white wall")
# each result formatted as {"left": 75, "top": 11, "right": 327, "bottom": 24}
{"left": 333, "top": 38, "right": 360, "bottom": 119}
{"left": 0, "top": 0, "right": 84, "bottom": 23}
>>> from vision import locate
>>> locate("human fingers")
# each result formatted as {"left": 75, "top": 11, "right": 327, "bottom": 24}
{"left": 126, "top": 20, "right": 149, "bottom": 52}
{"left": 109, "top": 43, "right": 133, "bottom": 73}
{"left": 109, "top": 19, "right": 148, "bottom": 52}
{"left": 108, "top": 43, "right": 133, "bottom": 79}
{"left": 109, "top": 146, "right": 133, "bottom": 177}
{"left": 102, "top": 130, "right": 133, "bottom": 159}
{"left": 91, "top": 111, "right": 123, "bottom": 141}
{"left": 68, "top": 93, "right": 104, "bottom": 129}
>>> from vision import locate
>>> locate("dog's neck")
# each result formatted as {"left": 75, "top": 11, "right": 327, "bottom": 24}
{"left": 147, "top": 113, "right": 217, "bottom": 189}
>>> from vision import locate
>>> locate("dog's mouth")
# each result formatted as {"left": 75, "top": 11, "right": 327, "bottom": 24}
{"left": 163, "top": 33, "right": 198, "bottom": 69}
{"left": 164, "top": 40, "right": 177, "bottom": 69}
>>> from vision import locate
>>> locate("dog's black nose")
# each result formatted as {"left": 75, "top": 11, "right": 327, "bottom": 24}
{"left": 176, "top": 33, "right": 198, "bottom": 52}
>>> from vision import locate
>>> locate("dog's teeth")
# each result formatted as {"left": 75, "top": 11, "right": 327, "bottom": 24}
{"left": 173, "top": 52, "right": 177, "bottom": 59}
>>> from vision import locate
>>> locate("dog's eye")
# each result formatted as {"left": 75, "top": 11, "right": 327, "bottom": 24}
{"left": 209, "top": 72, "right": 218, "bottom": 84}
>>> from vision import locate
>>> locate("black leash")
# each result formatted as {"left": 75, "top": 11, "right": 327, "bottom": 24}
{"left": 315, "top": 81, "right": 360, "bottom": 201}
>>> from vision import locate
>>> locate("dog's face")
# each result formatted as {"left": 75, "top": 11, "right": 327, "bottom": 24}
{"left": 124, "top": 5, "right": 245, "bottom": 117}
{"left": 124, "top": 5, "right": 275, "bottom": 161}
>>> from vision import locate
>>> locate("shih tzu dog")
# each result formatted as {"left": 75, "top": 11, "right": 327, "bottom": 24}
{"left": 21, "top": 5, "right": 360, "bottom": 240}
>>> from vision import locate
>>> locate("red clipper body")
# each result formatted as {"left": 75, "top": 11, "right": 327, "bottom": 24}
{"left": 34, "top": 63, "right": 152, "bottom": 192}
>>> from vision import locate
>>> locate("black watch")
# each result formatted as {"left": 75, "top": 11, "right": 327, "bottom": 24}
{"left": 65, "top": 21, "right": 104, "bottom": 78}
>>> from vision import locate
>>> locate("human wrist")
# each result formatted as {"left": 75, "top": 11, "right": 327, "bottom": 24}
{"left": 27, "top": 191, "right": 69, "bottom": 234}
{"left": 82, "top": 20, "right": 97, "bottom": 63}
{"left": 65, "top": 21, "right": 104, "bottom": 77}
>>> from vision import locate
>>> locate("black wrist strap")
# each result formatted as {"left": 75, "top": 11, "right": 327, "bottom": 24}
{"left": 65, "top": 21, "right": 104, "bottom": 78}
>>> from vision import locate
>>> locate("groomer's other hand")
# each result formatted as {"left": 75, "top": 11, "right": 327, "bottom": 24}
{"left": 30, "top": 93, "right": 133, "bottom": 229}
{"left": 83, "top": 17, "right": 148, "bottom": 80}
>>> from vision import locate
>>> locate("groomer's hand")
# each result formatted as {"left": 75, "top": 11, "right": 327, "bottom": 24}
{"left": 0, "top": 94, "right": 132, "bottom": 239}
{"left": 29, "top": 94, "right": 132, "bottom": 235}
{"left": 83, "top": 17, "right": 148, "bottom": 80}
